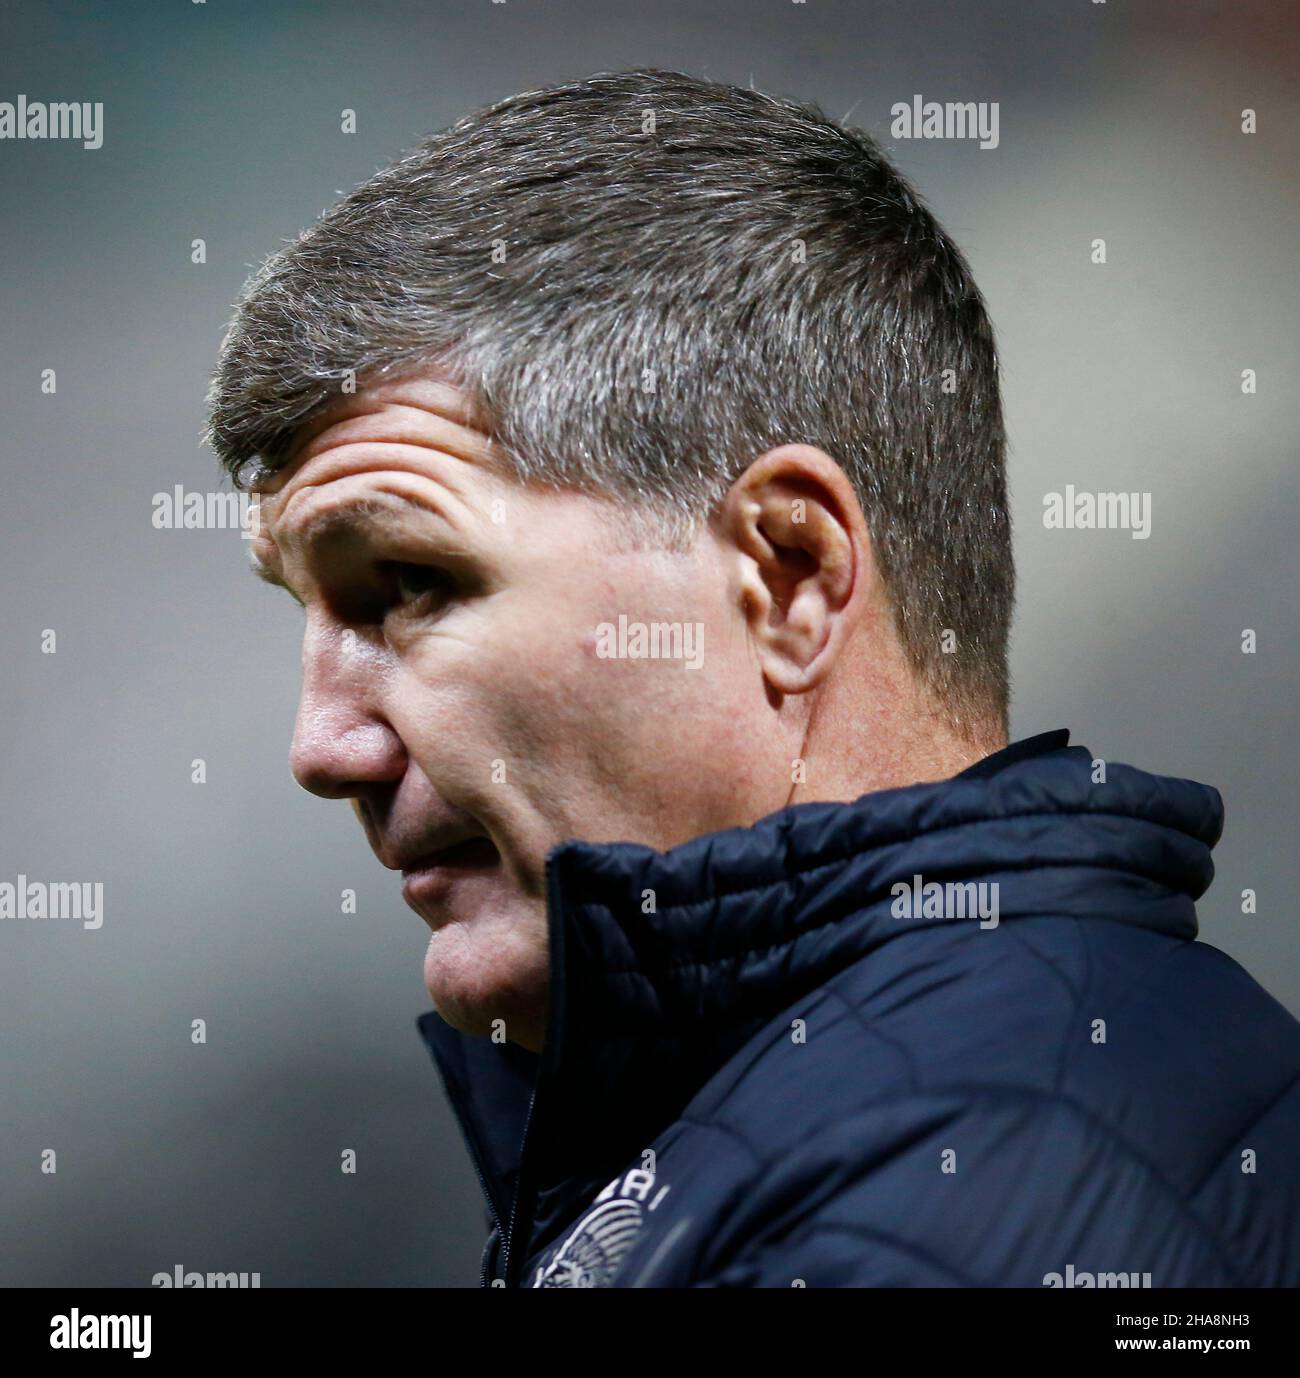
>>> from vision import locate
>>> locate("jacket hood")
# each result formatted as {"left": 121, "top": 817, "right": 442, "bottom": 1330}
{"left": 417, "top": 729, "right": 1224, "bottom": 1282}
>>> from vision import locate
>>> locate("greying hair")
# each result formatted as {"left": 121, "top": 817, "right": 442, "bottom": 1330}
{"left": 204, "top": 68, "right": 1013, "bottom": 737}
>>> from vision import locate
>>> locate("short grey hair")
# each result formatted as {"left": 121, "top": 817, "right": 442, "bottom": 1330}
{"left": 204, "top": 68, "right": 1013, "bottom": 738}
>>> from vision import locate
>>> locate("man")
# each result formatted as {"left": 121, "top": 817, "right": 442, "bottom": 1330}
{"left": 204, "top": 70, "right": 1300, "bottom": 1287}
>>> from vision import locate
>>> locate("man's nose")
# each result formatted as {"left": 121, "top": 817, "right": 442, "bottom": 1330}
{"left": 289, "top": 620, "right": 406, "bottom": 799}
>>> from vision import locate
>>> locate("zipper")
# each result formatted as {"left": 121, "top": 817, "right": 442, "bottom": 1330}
{"left": 469, "top": 1157, "right": 502, "bottom": 1288}
{"left": 500, "top": 1081, "right": 540, "bottom": 1285}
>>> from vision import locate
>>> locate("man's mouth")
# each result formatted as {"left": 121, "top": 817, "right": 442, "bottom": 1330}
{"left": 399, "top": 836, "right": 501, "bottom": 919}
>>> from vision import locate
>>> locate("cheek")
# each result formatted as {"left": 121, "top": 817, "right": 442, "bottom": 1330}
{"left": 390, "top": 602, "right": 611, "bottom": 800}
{"left": 390, "top": 567, "right": 761, "bottom": 839}
{"left": 515, "top": 580, "right": 742, "bottom": 767}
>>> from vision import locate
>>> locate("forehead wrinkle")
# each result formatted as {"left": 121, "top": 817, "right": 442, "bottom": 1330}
{"left": 285, "top": 373, "right": 481, "bottom": 450}
{"left": 364, "top": 471, "right": 484, "bottom": 531}
{"left": 268, "top": 441, "right": 492, "bottom": 551}
{"left": 288, "top": 401, "right": 503, "bottom": 483}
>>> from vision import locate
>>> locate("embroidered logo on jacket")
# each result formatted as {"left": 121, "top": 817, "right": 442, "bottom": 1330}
{"left": 532, "top": 1168, "right": 671, "bottom": 1288}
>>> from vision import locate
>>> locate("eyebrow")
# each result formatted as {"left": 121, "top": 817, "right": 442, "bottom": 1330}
{"left": 245, "top": 493, "right": 436, "bottom": 604}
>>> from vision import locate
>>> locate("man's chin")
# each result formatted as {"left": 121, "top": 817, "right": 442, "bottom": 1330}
{"left": 422, "top": 920, "right": 549, "bottom": 1052}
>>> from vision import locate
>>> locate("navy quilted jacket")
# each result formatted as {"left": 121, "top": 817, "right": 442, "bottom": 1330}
{"left": 417, "top": 729, "right": 1300, "bottom": 1287}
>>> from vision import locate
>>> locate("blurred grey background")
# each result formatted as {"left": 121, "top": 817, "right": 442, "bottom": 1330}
{"left": 1, "top": 0, "right": 1296, "bottom": 1286}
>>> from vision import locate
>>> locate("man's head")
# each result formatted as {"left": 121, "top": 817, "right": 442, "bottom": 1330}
{"left": 204, "top": 69, "right": 1014, "bottom": 1052}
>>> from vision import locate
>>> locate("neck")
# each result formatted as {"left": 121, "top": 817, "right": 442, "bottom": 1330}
{"left": 790, "top": 635, "right": 1005, "bottom": 804}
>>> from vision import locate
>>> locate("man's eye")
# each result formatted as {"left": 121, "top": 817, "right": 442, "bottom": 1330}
{"left": 381, "top": 562, "right": 452, "bottom": 609}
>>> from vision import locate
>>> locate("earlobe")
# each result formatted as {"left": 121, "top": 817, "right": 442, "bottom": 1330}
{"left": 720, "top": 445, "right": 870, "bottom": 698}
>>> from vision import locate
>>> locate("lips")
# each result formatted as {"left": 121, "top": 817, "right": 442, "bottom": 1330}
{"left": 399, "top": 836, "right": 500, "bottom": 924}
{"left": 373, "top": 827, "right": 487, "bottom": 873}
{"left": 399, "top": 836, "right": 498, "bottom": 876}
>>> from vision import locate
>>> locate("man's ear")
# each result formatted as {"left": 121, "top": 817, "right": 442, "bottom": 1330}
{"left": 716, "top": 444, "right": 875, "bottom": 697}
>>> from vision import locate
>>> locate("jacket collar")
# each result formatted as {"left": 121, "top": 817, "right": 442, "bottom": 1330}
{"left": 417, "top": 729, "right": 1223, "bottom": 1278}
